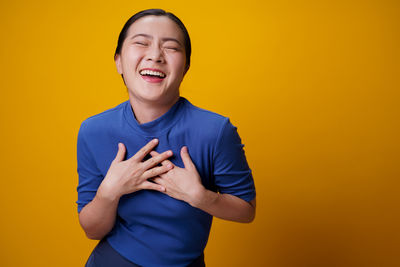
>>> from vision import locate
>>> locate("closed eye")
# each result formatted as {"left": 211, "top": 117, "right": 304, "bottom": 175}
{"left": 134, "top": 42, "right": 148, "bottom": 46}
{"left": 165, "top": 47, "right": 179, "bottom": 51}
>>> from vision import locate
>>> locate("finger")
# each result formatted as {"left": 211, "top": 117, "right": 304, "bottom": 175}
{"left": 131, "top": 139, "right": 159, "bottom": 162}
{"left": 114, "top": 143, "right": 126, "bottom": 162}
{"left": 151, "top": 177, "right": 165, "bottom": 186}
{"left": 142, "top": 164, "right": 173, "bottom": 179}
{"left": 150, "top": 151, "right": 174, "bottom": 167}
{"left": 143, "top": 150, "right": 173, "bottom": 169}
{"left": 149, "top": 150, "right": 159, "bottom": 156}
{"left": 180, "top": 146, "right": 194, "bottom": 169}
{"left": 140, "top": 180, "right": 165, "bottom": 192}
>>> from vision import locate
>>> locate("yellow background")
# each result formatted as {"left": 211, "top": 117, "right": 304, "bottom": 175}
{"left": 1, "top": 0, "right": 399, "bottom": 266}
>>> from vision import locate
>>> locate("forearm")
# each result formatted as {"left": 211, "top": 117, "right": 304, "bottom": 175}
{"left": 190, "top": 189, "right": 256, "bottom": 223}
{"left": 78, "top": 190, "right": 120, "bottom": 240}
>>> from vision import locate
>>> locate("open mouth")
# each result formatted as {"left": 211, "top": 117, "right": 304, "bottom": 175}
{"left": 139, "top": 69, "right": 166, "bottom": 83}
{"left": 139, "top": 69, "right": 166, "bottom": 78}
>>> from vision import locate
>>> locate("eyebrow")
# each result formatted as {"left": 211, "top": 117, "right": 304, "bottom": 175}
{"left": 130, "top": 33, "right": 182, "bottom": 46}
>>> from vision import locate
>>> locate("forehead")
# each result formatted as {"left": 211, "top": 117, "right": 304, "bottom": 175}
{"left": 126, "top": 15, "right": 184, "bottom": 42}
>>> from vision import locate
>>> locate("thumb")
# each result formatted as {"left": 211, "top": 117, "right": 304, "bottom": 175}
{"left": 114, "top": 143, "right": 126, "bottom": 162}
{"left": 180, "top": 146, "right": 194, "bottom": 169}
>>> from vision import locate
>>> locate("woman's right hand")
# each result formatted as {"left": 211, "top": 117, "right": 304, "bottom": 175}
{"left": 97, "top": 139, "right": 174, "bottom": 200}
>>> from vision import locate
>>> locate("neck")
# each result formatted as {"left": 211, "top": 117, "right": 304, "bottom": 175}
{"left": 129, "top": 95, "right": 180, "bottom": 124}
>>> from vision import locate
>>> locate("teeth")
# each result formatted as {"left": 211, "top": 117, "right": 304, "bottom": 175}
{"left": 139, "top": 69, "right": 166, "bottom": 78}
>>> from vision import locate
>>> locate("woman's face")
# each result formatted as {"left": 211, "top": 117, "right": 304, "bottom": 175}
{"left": 115, "top": 15, "right": 187, "bottom": 106}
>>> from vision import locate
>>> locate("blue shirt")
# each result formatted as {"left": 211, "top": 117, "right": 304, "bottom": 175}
{"left": 76, "top": 97, "right": 256, "bottom": 267}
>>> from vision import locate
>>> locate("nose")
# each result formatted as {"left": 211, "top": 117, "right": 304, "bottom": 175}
{"left": 146, "top": 44, "right": 164, "bottom": 63}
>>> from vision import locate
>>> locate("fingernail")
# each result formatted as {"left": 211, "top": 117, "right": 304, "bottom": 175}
{"left": 167, "top": 150, "right": 173, "bottom": 156}
{"left": 153, "top": 139, "right": 159, "bottom": 143}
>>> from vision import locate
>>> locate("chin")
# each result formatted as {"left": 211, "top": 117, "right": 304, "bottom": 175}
{"left": 128, "top": 83, "right": 179, "bottom": 103}
{"left": 130, "top": 91, "right": 173, "bottom": 104}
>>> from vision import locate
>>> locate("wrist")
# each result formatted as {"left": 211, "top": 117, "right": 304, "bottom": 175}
{"left": 189, "top": 187, "right": 218, "bottom": 209}
{"left": 97, "top": 183, "right": 122, "bottom": 203}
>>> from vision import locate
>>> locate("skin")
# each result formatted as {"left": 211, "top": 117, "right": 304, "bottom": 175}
{"left": 79, "top": 15, "right": 256, "bottom": 240}
{"left": 115, "top": 15, "right": 188, "bottom": 124}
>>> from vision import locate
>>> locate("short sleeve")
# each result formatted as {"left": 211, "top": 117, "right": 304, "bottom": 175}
{"left": 213, "top": 119, "right": 256, "bottom": 202}
{"left": 76, "top": 122, "right": 104, "bottom": 213}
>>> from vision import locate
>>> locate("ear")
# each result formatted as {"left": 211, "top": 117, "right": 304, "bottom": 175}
{"left": 114, "top": 54, "right": 123, "bottom": 74}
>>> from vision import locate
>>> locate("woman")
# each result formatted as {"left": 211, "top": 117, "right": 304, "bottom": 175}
{"left": 77, "top": 9, "right": 256, "bottom": 267}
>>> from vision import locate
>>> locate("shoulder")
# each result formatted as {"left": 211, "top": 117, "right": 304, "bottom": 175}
{"left": 180, "top": 98, "right": 234, "bottom": 141}
{"left": 78, "top": 101, "right": 128, "bottom": 137}
{"left": 182, "top": 98, "right": 230, "bottom": 127}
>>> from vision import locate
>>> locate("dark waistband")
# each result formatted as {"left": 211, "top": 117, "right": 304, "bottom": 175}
{"left": 87, "top": 239, "right": 205, "bottom": 267}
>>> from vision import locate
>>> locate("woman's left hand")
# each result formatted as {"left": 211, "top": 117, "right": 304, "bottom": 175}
{"left": 150, "top": 146, "right": 205, "bottom": 206}
{"left": 151, "top": 146, "right": 256, "bottom": 223}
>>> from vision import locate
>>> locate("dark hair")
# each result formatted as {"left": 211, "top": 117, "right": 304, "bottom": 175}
{"left": 114, "top": 9, "right": 191, "bottom": 70}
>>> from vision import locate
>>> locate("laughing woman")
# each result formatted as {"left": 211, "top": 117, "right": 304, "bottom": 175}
{"left": 76, "top": 9, "right": 256, "bottom": 267}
